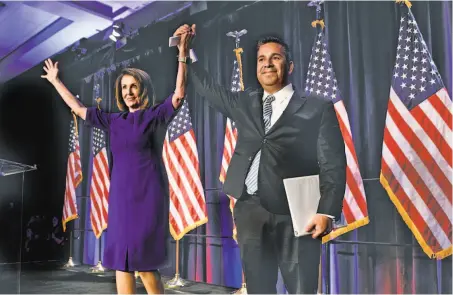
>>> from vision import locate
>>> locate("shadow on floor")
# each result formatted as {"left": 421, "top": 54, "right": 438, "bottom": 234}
{"left": 0, "top": 261, "right": 235, "bottom": 294}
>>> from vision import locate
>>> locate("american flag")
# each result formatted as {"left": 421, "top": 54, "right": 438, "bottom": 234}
{"left": 380, "top": 9, "right": 452, "bottom": 259}
{"left": 219, "top": 48, "right": 244, "bottom": 242}
{"left": 62, "top": 114, "right": 83, "bottom": 232}
{"left": 162, "top": 100, "right": 207, "bottom": 240}
{"left": 89, "top": 112, "right": 110, "bottom": 239}
{"left": 305, "top": 26, "right": 369, "bottom": 243}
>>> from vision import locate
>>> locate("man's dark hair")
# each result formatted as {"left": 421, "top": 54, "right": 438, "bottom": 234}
{"left": 256, "top": 36, "right": 293, "bottom": 64}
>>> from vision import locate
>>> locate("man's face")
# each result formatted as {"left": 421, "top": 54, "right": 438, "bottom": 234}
{"left": 256, "top": 42, "right": 293, "bottom": 92}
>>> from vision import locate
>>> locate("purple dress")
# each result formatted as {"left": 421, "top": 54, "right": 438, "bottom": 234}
{"left": 85, "top": 94, "right": 176, "bottom": 271}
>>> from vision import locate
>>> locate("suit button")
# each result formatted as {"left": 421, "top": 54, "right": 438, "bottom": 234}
{"left": 248, "top": 157, "right": 252, "bottom": 161}
{"left": 263, "top": 139, "right": 267, "bottom": 143}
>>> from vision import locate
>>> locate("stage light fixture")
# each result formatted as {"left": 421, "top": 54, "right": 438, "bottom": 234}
{"left": 109, "top": 35, "right": 117, "bottom": 42}
{"left": 109, "top": 23, "right": 124, "bottom": 42}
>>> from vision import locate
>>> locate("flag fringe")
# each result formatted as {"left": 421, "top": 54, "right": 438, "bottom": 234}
{"left": 170, "top": 217, "right": 208, "bottom": 241}
{"left": 72, "top": 112, "right": 79, "bottom": 136}
{"left": 62, "top": 214, "right": 79, "bottom": 232}
{"left": 93, "top": 223, "right": 108, "bottom": 239}
{"left": 380, "top": 173, "right": 452, "bottom": 259}
{"left": 396, "top": 0, "right": 412, "bottom": 9}
{"left": 228, "top": 197, "right": 238, "bottom": 243}
{"left": 74, "top": 175, "right": 83, "bottom": 188}
{"left": 322, "top": 216, "right": 369, "bottom": 244}
{"left": 311, "top": 19, "right": 325, "bottom": 29}
{"left": 232, "top": 227, "right": 237, "bottom": 243}
{"left": 234, "top": 48, "right": 244, "bottom": 91}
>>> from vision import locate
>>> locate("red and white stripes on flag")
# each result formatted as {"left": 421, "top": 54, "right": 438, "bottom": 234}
{"left": 220, "top": 48, "right": 243, "bottom": 183}
{"left": 221, "top": 119, "right": 238, "bottom": 241}
{"left": 219, "top": 118, "right": 238, "bottom": 184}
{"left": 219, "top": 48, "right": 244, "bottom": 242}
{"left": 89, "top": 126, "right": 110, "bottom": 239}
{"left": 62, "top": 113, "right": 83, "bottom": 232}
{"left": 380, "top": 9, "right": 452, "bottom": 259}
{"left": 305, "top": 24, "right": 369, "bottom": 244}
{"left": 163, "top": 100, "right": 207, "bottom": 240}
{"left": 221, "top": 118, "right": 238, "bottom": 242}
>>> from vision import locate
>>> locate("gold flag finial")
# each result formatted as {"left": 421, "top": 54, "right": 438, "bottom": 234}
{"left": 95, "top": 97, "right": 102, "bottom": 110}
{"left": 311, "top": 19, "right": 325, "bottom": 29}
{"left": 227, "top": 29, "right": 247, "bottom": 92}
{"left": 396, "top": 0, "right": 412, "bottom": 8}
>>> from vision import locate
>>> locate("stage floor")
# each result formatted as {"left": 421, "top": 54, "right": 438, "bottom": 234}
{"left": 0, "top": 262, "right": 235, "bottom": 294}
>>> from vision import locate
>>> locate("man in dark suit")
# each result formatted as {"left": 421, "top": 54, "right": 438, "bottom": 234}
{"left": 174, "top": 24, "right": 346, "bottom": 294}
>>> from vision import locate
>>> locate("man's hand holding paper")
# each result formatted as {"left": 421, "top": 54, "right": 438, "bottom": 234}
{"left": 283, "top": 174, "right": 333, "bottom": 239}
{"left": 304, "top": 214, "right": 332, "bottom": 239}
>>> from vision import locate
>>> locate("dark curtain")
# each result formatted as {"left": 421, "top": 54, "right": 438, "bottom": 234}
{"left": 64, "top": 1, "right": 451, "bottom": 293}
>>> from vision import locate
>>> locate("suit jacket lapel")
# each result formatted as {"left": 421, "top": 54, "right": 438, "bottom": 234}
{"left": 249, "top": 89, "right": 265, "bottom": 136}
{"left": 267, "top": 90, "right": 307, "bottom": 134}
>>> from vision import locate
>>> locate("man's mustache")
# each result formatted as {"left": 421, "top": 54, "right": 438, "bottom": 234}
{"left": 261, "top": 66, "right": 277, "bottom": 73}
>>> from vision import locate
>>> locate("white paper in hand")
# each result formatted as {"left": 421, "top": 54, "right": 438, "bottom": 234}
{"left": 283, "top": 175, "right": 321, "bottom": 237}
{"left": 169, "top": 36, "right": 180, "bottom": 47}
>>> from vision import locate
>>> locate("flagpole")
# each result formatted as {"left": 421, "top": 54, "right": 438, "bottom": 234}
{"left": 89, "top": 93, "right": 107, "bottom": 274}
{"left": 308, "top": 2, "right": 325, "bottom": 294}
{"left": 225, "top": 28, "right": 248, "bottom": 295}
{"left": 63, "top": 230, "right": 75, "bottom": 268}
{"left": 318, "top": 257, "right": 323, "bottom": 294}
{"left": 166, "top": 239, "right": 187, "bottom": 287}
{"left": 91, "top": 234, "right": 105, "bottom": 273}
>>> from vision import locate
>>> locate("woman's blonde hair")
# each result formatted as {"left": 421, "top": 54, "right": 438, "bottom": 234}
{"left": 114, "top": 68, "right": 156, "bottom": 111}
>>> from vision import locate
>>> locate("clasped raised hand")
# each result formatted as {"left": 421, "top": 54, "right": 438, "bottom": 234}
{"left": 173, "top": 24, "right": 196, "bottom": 53}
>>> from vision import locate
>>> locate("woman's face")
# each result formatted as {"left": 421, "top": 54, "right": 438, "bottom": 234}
{"left": 121, "top": 74, "right": 140, "bottom": 112}
{"left": 52, "top": 217, "right": 58, "bottom": 227}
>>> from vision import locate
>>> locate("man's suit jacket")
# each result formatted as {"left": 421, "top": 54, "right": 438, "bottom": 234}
{"left": 189, "top": 62, "right": 347, "bottom": 220}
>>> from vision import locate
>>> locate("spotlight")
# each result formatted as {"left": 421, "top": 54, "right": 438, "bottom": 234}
{"left": 109, "top": 23, "right": 124, "bottom": 42}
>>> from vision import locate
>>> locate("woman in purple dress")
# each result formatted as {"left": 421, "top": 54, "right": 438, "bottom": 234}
{"left": 41, "top": 29, "right": 193, "bottom": 294}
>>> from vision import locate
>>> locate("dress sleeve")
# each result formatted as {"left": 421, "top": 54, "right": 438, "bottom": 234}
{"left": 143, "top": 93, "right": 178, "bottom": 125}
{"left": 85, "top": 107, "right": 112, "bottom": 131}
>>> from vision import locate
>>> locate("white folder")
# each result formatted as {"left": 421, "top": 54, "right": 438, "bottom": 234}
{"left": 283, "top": 175, "right": 321, "bottom": 237}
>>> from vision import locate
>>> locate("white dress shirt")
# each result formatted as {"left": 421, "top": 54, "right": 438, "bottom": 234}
{"left": 262, "top": 83, "right": 294, "bottom": 126}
